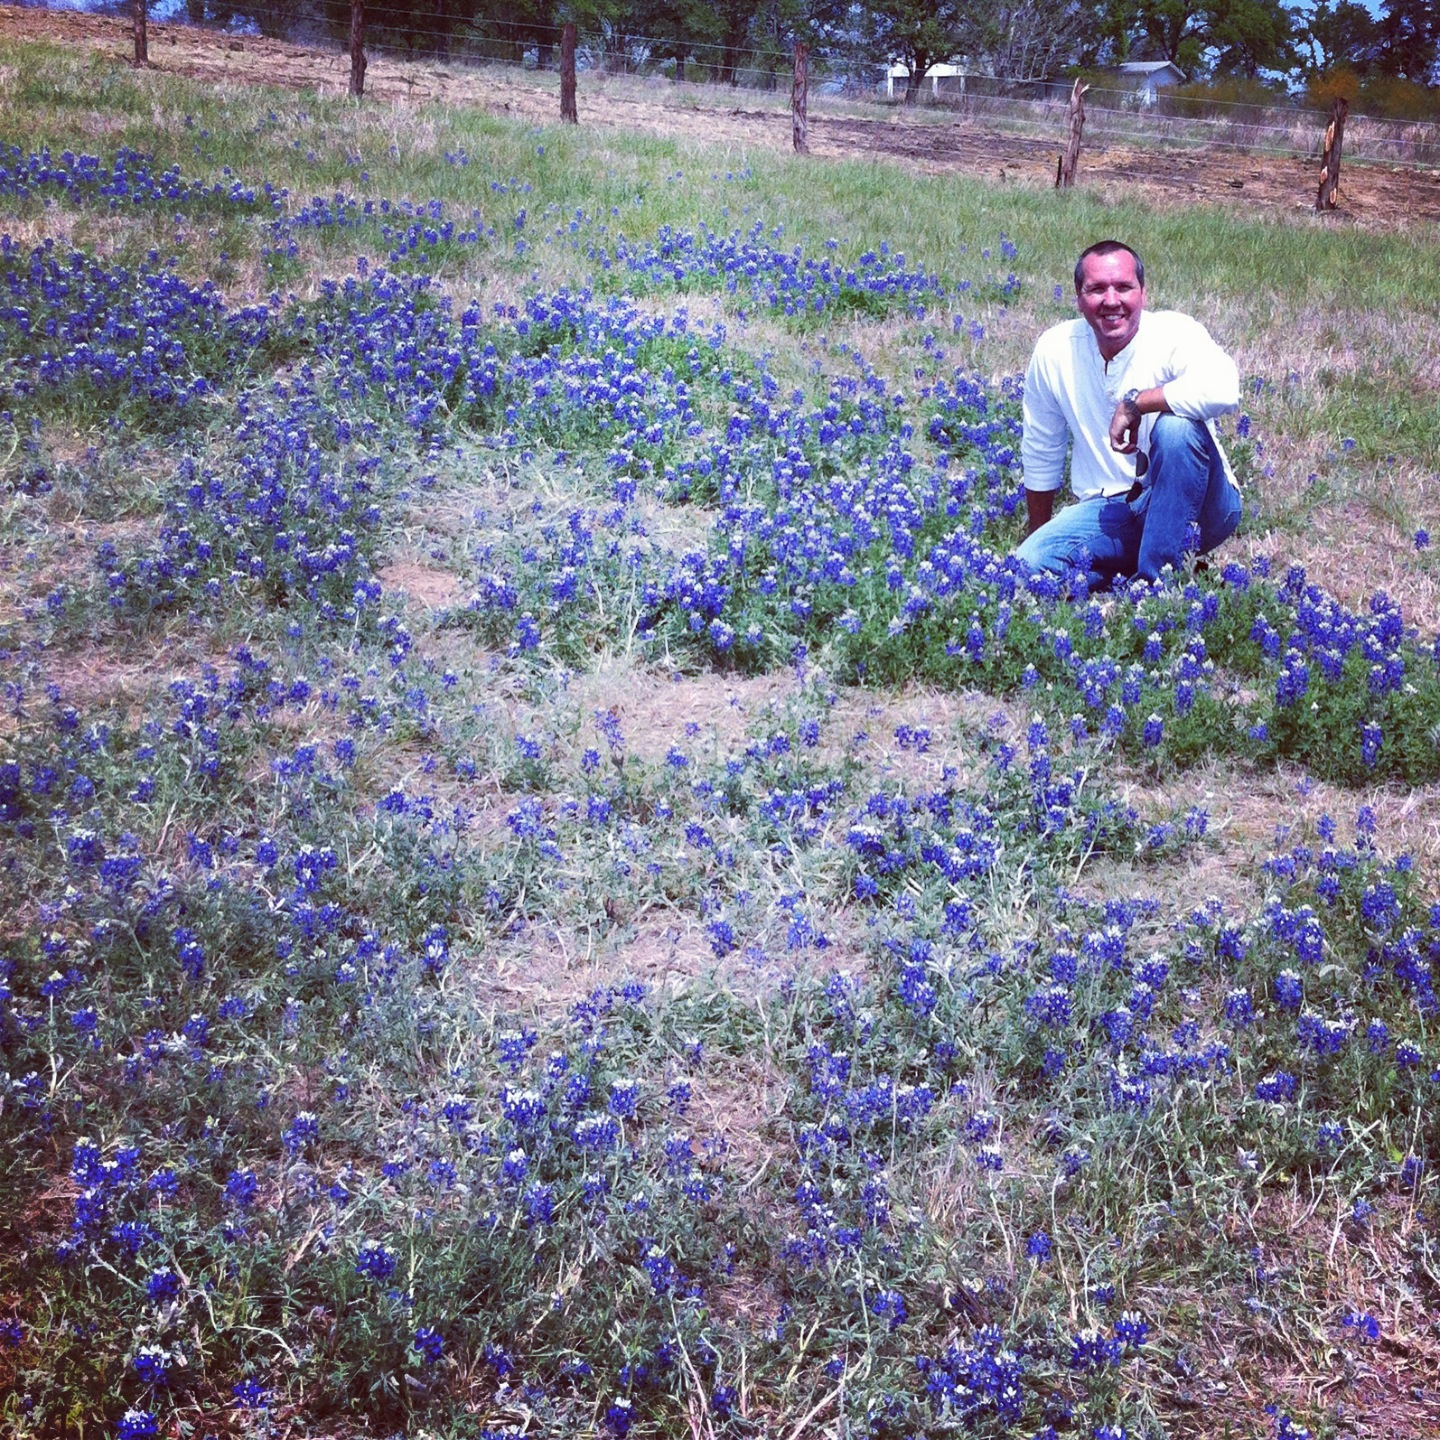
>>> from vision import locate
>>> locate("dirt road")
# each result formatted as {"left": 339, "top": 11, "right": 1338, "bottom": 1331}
{"left": 3, "top": 3, "right": 1440, "bottom": 230}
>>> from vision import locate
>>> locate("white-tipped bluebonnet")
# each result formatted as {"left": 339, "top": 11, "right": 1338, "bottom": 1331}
{"left": 354, "top": 1242, "right": 397, "bottom": 1280}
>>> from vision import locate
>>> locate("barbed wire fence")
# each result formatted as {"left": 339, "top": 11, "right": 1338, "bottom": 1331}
{"left": 11, "top": 0, "right": 1440, "bottom": 174}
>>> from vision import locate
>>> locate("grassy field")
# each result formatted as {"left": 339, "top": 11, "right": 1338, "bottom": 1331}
{"left": 1, "top": 36, "right": 1439, "bottom": 1440}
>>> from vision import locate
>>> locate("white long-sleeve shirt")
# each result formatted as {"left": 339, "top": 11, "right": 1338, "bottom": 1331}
{"left": 1021, "top": 310, "right": 1240, "bottom": 500}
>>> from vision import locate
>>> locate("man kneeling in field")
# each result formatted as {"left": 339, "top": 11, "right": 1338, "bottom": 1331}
{"left": 1014, "top": 240, "right": 1242, "bottom": 590}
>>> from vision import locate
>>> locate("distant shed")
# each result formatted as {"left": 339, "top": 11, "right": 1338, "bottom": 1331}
{"left": 1102, "top": 60, "right": 1187, "bottom": 103}
{"left": 884, "top": 62, "right": 970, "bottom": 100}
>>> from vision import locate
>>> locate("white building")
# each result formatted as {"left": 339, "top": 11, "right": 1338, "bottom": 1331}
{"left": 1105, "top": 60, "right": 1187, "bottom": 103}
{"left": 884, "top": 62, "right": 970, "bottom": 100}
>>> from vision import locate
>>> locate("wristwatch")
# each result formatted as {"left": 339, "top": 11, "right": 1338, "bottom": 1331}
{"left": 1121, "top": 388, "right": 1142, "bottom": 418}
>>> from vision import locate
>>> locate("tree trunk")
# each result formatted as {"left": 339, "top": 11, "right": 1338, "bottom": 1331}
{"left": 560, "top": 22, "right": 577, "bottom": 124}
{"left": 1056, "top": 78, "right": 1088, "bottom": 188}
{"left": 1315, "top": 97, "right": 1347, "bottom": 211}
{"left": 348, "top": 0, "right": 366, "bottom": 97}
{"left": 132, "top": 0, "right": 147, "bottom": 66}
{"left": 791, "top": 42, "right": 809, "bottom": 154}
{"left": 904, "top": 69, "right": 922, "bottom": 104}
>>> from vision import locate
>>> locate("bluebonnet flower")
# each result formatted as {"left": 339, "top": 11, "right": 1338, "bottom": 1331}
{"left": 1223, "top": 988, "right": 1255, "bottom": 1026}
{"left": 116, "top": 1411, "right": 159, "bottom": 1439}
{"left": 355, "top": 1242, "right": 397, "bottom": 1280}
{"left": 1068, "top": 1326, "right": 1123, "bottom": 1370}
{"left": 524, "top": 1183, "right": 555, "bottom": 1226}
{"left": 413, "top": 1325, "right": 444, "bottom": 1363}
{"left": 146, "top": 1267, "right": 180, "bottom": 1302}
{"left": 1254, "top": 1071, "right": 1297, "bottom": 1103}
{"left": 1273, "top": 969, "right": 1304, "bottom": 1010}
{"left": 608, "top": 1078, "right": 640, "bottom": 1117}
{"left": 496, "top": 1026, "right": 537, "bottom": 1072}
{"left": 919, "top": 1324, "right": 1024, "bottom": 1424}
{"left": 225, "top": 1169, "right": 258, "bottom": 1209}
{"left": 232, "top": 1378, "right": 270, "bottom": 1408}
{"left": 420, "top": 923, "right": 449, "bottom": 972}
{"left": 281, "top": 1111, "right": 319, "bottom": 1153}
{"left": 870, "top": 1288, "right": 907, "bottom": 1329}
{"left": 133, "top": 1345, "right": 172, "bottom": 1385}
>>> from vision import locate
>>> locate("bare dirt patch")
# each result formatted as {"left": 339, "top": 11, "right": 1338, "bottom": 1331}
{"left": 1073, "top": 754, "right": 1440, "bottom": 935}
{"left": 4, "top": 5, "right": 1440, "bottom": 233}
{"left": 1191, "top": 1187, "right": 1440, "bottom": 1440}
{"left": 820, "top": 683, "right": 1016, "bottom": 792}
{"left": 1138, "top": 756, "right": 1440, "bottom": 877}
{"left": 39, "top": 643, "right": 176, "bottom": 714}
{"left": 574, "top": 661, "right": 798, "bottom": 765}
{"left": 377, "top": 558, "right": 466, "bottom": 610}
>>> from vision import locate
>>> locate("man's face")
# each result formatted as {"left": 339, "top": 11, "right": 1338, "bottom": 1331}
{"left": 1075, "top": 249, "right": 1145, "bottom": 358}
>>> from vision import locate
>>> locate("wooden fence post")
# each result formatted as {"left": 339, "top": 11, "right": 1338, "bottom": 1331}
{"left": 560, "top": 23, "right": 578, "bottom": 124}
{"left": 1315, "top": 97, "right": 1347, "bottom": 211}
{"left": 348, "top": 0, "right": 366, "bottom": 98}
{"left": 132, "top": 0, "right": 147, "bottom": 66}
{"left": 791, "top": 42, "right": 809, "bottom": 154}
{"left": 1055, "top": 78, "right": 1088, "bottom": 188}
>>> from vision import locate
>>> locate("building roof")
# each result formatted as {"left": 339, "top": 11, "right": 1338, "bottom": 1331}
{"left": 1114, "top": 61, "right": 1186, "bottom": 78}
{"left": 884, "top": 61, "right": 967, "bottom": 77}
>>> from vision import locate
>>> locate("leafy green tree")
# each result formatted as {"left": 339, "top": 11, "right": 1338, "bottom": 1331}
{"left": 1374, "top": 0, "right": 1438, "bottom": 82}
{"left": 1131, "top": 0, "right": 1207, "bottom": 68}
{"left": 713, "top": 0, "right": 766, "bottom": 83}
{"left": 1108, "top": 0, "right": 1297, "bottom": 76}
{"left": 631, "top": 0, "right": 722, "bottom": 79}
{"left": 1205, "top": 0, "right": 1296, "bottom": 75}
{"left": 1296, "top": 0, "right": 1381, "bottom": 76}
{"left": 863, "top": 0, "right": 992, "bottom": 102}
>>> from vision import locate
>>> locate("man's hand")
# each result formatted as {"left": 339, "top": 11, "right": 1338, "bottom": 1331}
{"left": 1109, "top": 394, "right": 1141, "bottom": 455}
{"left": 1109, "top": 386, "right": 1172, "bottom": 457}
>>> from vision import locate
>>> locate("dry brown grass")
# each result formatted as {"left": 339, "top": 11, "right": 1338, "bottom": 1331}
{"left": 569, "top": 660, "right": 796, "bottom": 765}
{"left": 376, "top": 556, "right": 467, "bottom": 609}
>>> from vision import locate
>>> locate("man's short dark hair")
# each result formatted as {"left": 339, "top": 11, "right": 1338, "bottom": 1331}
{"left": 1074, "top": 240, "right": 1145, "bottom": 292}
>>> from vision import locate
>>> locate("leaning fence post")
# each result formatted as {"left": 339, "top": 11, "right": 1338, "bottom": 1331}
{"left": 1315, "top": 97, "right": 1347, "bottom": 211}
{"left": 560, "top": 23, "right": 578, "bottom": 123}
{"left": 791, "top": 41, "right": 809, "bottom": 153}
{"left": 1055, "top": 78, "right": 1088, "bottom": 187}
{"left": 348, "top": 0, "right": 366, "bottom": 97}
{"left": 132, "top": 0, "right": 147, "bottom": 66}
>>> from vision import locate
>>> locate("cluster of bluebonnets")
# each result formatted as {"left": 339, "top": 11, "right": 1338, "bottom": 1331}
{"left": 1, "top": 133, "right": 1434, "bottom": 1440}
{"left": 8, "top": 165, "right": 1434, "bottom": 783}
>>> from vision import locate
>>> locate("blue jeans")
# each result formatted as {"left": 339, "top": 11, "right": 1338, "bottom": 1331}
{"left": 1015, "top": 414, "right": 1242, "bottom": 588}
